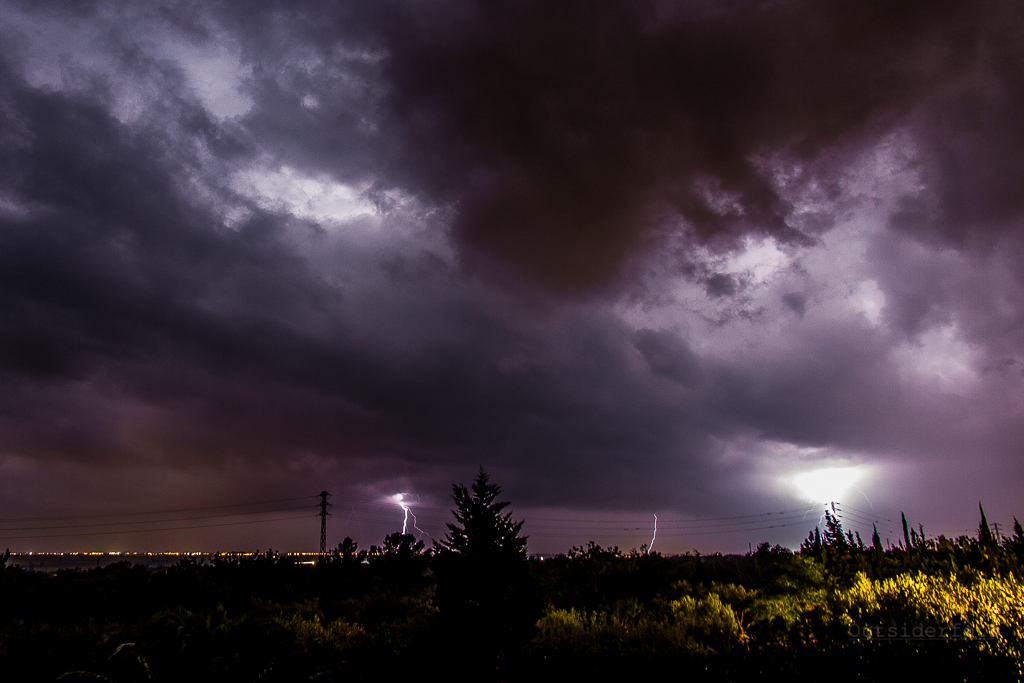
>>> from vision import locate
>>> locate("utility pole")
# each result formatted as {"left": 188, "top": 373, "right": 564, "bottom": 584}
{"left": 318, "top": 491, "right": 331, "bottom": 559}
{"left": 992, "top": 522, "right": 1003, "bottom": 543}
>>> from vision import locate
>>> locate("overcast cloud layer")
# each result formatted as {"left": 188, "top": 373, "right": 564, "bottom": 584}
{"left": 1, "top": 0, "right": 1022, "bottom": 553}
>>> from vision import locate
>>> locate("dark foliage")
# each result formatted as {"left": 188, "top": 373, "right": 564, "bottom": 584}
{"left": 2, "top": 494, "right": 1024, "bottom": 681}
{"left": 432, "top": 469, "right": 542, "bottom": 665}
{"left": 437, "top": 468, "right": 528, "bottom": 562}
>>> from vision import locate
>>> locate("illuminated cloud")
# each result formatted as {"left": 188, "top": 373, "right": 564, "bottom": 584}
{"left": 0, "top": 0, "right": 1021, "bottom": 553}
{"left": 792, "top": 467, "right": 867, "bottom": 506}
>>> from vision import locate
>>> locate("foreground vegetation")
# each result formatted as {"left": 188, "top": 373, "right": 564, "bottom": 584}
{"left": 3, "top": 477, "right": 1023, "bottom": 681}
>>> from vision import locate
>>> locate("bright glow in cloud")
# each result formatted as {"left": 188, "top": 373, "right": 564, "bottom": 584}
{"left": 853, "top": 279, "right": 886, "bottom": 325}
{"left": 892, "top": 323, "right": 980, "bottom": 392}
{"left": 723, "top": 237, "right": 790, "bottom": 285}
{"left": 160, "top": 40, "right": 253, "bottom": 119}
{"left": 792, "top": 466, "right": 866, "bottom": 504}
{"left": 232, "top": 166, "right": 377, "bottom": 224}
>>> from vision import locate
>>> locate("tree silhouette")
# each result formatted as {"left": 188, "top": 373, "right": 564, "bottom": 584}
{"left": 432, "top": 468, "right": 539, "bottom": 665}
{"left": 334, "top": 537, "right": 359, "bottom": 562}
{"left": 383, "top": 532, "right": 426, "bottom": 558}
{"left": 978, "top": 502, "right": 1000, "bottom": 571}
{"left": 437, "top": 468, "right": 527, "bottom": 561}
{"left": 979, "top": 502, "right": 994, "bottom": 546}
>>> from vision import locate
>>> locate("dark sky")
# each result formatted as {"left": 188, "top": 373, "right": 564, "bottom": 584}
{"left": 1, "top": 0, "right": 1022, "bottom": 555}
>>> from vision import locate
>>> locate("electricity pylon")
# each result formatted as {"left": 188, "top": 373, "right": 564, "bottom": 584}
{"left": 318, "top": 491, "right": 331, "bottom": 559}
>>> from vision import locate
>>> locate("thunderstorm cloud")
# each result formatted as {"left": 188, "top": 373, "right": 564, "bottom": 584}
{"left": 0, "top": 0, "right": 1022, "bottom": 553}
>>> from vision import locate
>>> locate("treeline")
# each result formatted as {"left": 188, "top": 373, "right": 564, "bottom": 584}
{"left": 800, "top": 504, "right": 1024, "bottom": 580}
{"left": 2, "top": 478, "right": 1023, "bottom": 681}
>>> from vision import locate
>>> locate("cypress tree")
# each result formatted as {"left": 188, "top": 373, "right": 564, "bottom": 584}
{"left": 978, "top": 502, "right": 1000, "bottom": 572}
{"left": 979, "top": 502, "right": 994, "bottom": 546}
{"left": 872, "top": 524, "right": 883, "bottom": 553}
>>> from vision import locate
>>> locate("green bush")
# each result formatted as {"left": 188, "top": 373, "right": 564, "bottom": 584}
{"left": 534, "top": 591, "right": 743, "bottom": 658}
{"left": 815, "top": 571, "right": 1024, "bottom": 659}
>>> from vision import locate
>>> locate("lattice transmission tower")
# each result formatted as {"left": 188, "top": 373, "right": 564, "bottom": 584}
{"left": 318, "top": 491, "right": 332, "bottom": 559}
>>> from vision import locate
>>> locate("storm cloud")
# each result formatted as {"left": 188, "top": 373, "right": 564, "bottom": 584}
{"left": 0, "top": 0, "right": 1022, "bottom": 553}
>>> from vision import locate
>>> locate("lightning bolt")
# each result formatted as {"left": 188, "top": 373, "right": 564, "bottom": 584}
{"left": 851, "top": 483, "right": 873, "bottom": 506}
{"left": 348, "top": 505, "right": 364, "bottom": 538}
{"left": 648, "top": 514, "right": 658, "bottom": 555}
{"left": 792, "top": 502, "right": 827, "bottom": 528}
{"left": 393, "top": 493, "right": 410, "bottom": 533}
{"left": 393, "top": 493, "right": 428, "bottom": 538}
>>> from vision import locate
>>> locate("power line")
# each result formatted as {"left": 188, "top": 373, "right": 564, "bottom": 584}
{"left": 0, "top": 505, "right": 314, "bottom": 532}
{"left": 0, "top": 490, "right": 855, "bottom": 549}
{"left": 834, "top": 502, "right": 900, "bottom": 523}
{"left": 0, "top": 513, "right": 313, "bottom": 541}
{"left": 524, "top": 511, "right": 816, "bottom": 533}
{"left": 0, "top": 496, "right": 318, "bottom": 523}
{"left": 323, "top": 495, "right": 823, "bottom": 524}
{"left": 835, "top": 510, "right": 895, "bottom": 529}
{"left": 523, "top": 506, "right": 820, "bottom": 524}
{"left": 522, "top": 521, "right": 808, "bottom": 538}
